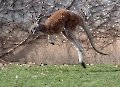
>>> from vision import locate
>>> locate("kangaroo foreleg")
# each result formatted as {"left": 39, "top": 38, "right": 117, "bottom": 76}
{"left": 62, "top": 30, "right": 86, "bottom": 68}
{"left": 48, "top": 35, "right": 55, "bottom": 45}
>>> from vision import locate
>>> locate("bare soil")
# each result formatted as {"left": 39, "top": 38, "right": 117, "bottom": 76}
{"left": 1, "top": 39, "right": 120, "bottom": 65}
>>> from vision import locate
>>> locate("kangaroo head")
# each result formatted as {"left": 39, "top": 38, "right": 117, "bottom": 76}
{"left": 30, "top": 23, "right": 45, "bottom": 34}
{"left": 30, "top": 23, "right": 40, "bottom": 34}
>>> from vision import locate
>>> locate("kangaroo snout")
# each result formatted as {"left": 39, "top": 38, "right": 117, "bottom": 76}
{"left": 30, "top": 28, "right": 36, "bottom": 34}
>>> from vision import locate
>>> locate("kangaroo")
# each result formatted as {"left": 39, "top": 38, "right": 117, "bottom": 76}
{"left": 30, "top": 9, "right": 108, "bottom": 68}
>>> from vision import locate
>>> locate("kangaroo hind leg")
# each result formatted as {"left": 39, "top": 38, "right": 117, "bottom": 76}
{"left": 62, "top": 29, "right": 86, "bottom": 68}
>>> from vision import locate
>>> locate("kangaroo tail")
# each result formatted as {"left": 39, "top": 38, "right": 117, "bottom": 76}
{"left": 81, "top": 22, "right": 108, "bottom": 55}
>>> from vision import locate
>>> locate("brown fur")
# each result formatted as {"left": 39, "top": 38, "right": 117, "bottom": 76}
{"left": 43, "top": 9, "right": 84, "bottom": 34}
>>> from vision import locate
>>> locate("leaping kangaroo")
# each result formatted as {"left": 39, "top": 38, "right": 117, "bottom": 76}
{"left": 30, "top": 9, "right": 108, "bottom": 68}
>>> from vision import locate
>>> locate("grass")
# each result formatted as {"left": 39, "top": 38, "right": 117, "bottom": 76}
{"left": 0, "top": 63, "right": 120, "bottom": 87}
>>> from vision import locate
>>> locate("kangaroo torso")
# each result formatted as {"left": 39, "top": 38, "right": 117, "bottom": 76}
{"left": 44, "top": 9, "right": 84, "bottom": 34}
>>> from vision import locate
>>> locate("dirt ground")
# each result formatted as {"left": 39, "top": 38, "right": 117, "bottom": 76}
{"left": 1, "top": 39, "right": 120, "bottom": 66}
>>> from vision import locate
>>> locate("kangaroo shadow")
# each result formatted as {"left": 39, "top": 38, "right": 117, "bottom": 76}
{"left": 90, "top": 68, "right": 120, "bottom": 72}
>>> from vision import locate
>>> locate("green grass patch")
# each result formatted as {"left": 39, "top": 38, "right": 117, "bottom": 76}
{"left": 0, "top": 64, "right": 120, "bottom": 87}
